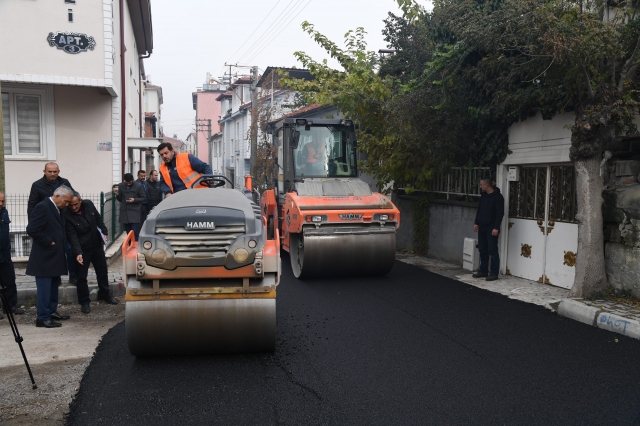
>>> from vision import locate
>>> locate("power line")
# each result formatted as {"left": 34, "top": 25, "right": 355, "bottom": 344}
{"left": 236, "top": 0, "right": 303, "bottom": 64}
{"left": 245, "top": 0, "right": 313, "bottom": 65}
{"left": 228, "top": 0, "right": 283, "bottom": 63}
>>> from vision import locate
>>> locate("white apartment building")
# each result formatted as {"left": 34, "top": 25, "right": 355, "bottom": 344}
{"left": 0, "top": 0, "right": 153, "bottom": 194}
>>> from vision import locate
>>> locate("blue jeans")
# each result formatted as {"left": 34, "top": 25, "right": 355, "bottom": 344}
{"left": 478, "top": 225, "right": 500, "bottom": 276}
{"left": 35, "top": 276, "right": 61, "bottom": 321}
{"left": 65, "top": 241, "right": 76, "bottom": 277}
{"left": 124, "top": 223, "right": 140, "bottom": 241}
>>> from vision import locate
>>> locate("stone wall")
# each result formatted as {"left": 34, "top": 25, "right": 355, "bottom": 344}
{"left": 602, "top": 170, "right": 640, "bottom": 296}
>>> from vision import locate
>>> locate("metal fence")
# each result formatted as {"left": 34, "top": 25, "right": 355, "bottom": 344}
{"left": 6, "top": 192, "right": 123, "bottom": 259}
{"left": 398, "top": 167, "right": 493, "bottom": 199}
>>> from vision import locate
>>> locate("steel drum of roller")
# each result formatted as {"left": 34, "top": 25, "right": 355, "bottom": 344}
{"left": 126, "top": 298, "right": 276, "bottom": 357}
{"left": 289, "top": 229, "right": 396, "bottom": 278}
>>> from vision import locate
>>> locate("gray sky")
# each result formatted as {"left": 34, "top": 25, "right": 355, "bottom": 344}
{"left": 145, "top": 0, "right": 430, "bottom": 139}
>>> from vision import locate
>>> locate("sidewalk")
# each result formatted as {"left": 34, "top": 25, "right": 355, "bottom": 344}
{"left": 396, "top": 253, "right": 640, "bottom": 341}
{"left": 12, "top": 233, "right": 127, "bottom": 307}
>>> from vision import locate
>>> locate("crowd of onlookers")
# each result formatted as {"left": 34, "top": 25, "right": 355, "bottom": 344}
{"left": 0, "top": 162, "right": 162, "bottom": 328}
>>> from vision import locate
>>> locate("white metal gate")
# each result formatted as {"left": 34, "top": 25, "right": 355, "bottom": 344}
{"left": 506, "top": 165, "right": 578, "bottom": 289}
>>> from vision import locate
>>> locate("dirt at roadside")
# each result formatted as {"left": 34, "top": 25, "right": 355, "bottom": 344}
{"left": 0, "top": 302, "right": 125, "bottom": 425}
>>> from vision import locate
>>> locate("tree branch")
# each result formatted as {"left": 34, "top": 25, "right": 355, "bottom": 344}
{"left": 618, "top": 33, "right": 640, "bottom": 92}
{"left": 581, "top": 64, "right": 595, "bottom": 99}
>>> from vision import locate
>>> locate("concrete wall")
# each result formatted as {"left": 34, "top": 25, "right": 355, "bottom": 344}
{"left": 0, "top": 0, "right": 105, "bottom": 80}
{"left": 6, "top": 85, "right": 113, "bottom": 195}
{"left": 428, "top": 200, "right": 479, "bottom": 265}
{"left": 393, "top": 195, "right": 479, "bottom": 266}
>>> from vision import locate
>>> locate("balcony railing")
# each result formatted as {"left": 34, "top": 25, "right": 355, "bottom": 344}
{"left": 398, "top": 167, "right": 493, "bottom": 199}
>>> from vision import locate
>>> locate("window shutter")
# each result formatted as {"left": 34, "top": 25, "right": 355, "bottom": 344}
{"left": 1, "top": 93, "right": 10, "bottom": 156}
{"left": 16, "top": 95, "right": 41, "bottom": 154}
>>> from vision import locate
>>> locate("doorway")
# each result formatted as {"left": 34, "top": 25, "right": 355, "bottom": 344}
{"left": 506, "top": 165, "right": 578, "bottom": 289}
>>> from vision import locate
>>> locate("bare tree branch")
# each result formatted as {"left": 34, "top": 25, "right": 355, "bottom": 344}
{"left": 618, "top": 33, "right": 640, "bottom": 92}
{"left": 581, "top": 64, "right": 595, "bottom": 99}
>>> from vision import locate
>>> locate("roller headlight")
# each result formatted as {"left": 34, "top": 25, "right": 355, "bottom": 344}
{"left": 151, "top": 249, "right": 167, "bottom": 263}
{"left": 380, "top": 214, "right": 389, "bottom": 221}
{"left": 233, "top": 248, "right": 249, "bottom": 263}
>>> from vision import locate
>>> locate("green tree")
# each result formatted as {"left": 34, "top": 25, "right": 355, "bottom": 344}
{"left": 430, "top": 0, "right": 640, "bottom": 295}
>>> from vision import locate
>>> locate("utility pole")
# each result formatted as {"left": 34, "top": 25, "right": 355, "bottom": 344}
{"left": 249, "top": 65, "right": 259, "bottom": 177}
{"left": 196, "top": 118, "right": 212, "bottom": 159}
{"left": 0, "top": 81, "right": 5, "bottom": 193}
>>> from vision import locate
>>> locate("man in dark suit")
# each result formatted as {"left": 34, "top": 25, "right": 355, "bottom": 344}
{"left": 136, "top": 170, "right": 150, "bottom": 225}
{"left": 26, "top": 186, "right": 73, "bottom": 328}
{"left": 146, "top": 170, "right": 163, "bottom": 211}
{"left": 65, "top": 192, "right": 118, "bottom": 314}
{"left": 27, "top": 162, "right": 77, "bottom": 284}
{"left": 116, "top": 173, "right": 145, "bottom": 241}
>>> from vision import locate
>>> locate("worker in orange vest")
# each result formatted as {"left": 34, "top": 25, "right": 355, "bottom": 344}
{"left": 157, "top": 142, "right": 213, "bottom": 197}
{"left": 302, "top": 139, "right": 326, "bottom": 175}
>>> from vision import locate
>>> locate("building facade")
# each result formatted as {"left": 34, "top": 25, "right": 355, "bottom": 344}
{"left": 0, "top": 0, "right": 153, "bottom": 194}
{"left": 192, "top": 74, "right": 225, "bottom": 163}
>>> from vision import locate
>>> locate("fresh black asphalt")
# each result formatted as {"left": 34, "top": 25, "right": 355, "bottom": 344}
{"left": 66, "top": 257, "right": 640, "bottom": 425}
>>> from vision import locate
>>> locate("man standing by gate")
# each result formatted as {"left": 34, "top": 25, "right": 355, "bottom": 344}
{"left": 472, "top": 178, "right": 504, "bottom": 281}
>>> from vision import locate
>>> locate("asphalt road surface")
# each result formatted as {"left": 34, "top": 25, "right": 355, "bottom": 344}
{"left": 66, "top": 258, "right": 640, "bottom": 425}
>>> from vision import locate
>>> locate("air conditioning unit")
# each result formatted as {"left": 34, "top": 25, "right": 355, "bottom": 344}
{"left": 463, "top": 238, "right": 480, "bottom": 271}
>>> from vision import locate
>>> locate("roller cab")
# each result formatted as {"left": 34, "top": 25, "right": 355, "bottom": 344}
{"left": 123, "top": 186, "right": 280, "bottom": 356}
{"left": 263, "top": 118, "right": 400, "bottom": 278}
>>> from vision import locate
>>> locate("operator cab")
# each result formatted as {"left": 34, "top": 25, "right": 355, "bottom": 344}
{"left": 273, "top": 118, "right": 358, "bottom": 200}
{"left": 291, "top": 123, "right": 357, "bottom": 179}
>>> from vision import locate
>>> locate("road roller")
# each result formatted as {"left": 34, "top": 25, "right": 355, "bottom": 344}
{"left": 122, "top": 175, "right": 280, "bottom": 356}
{"left": 261, "top": 118, "right": 400, "bottom": 278}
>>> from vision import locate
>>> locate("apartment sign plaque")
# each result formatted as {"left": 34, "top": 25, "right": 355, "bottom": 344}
{"left": 47, "top": 32, "right": 96, "bottom": 54}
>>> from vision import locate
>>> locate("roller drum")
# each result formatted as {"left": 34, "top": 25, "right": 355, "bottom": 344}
{"left": 126, "top": 298, "right": 276, "bottom": 356}
{"left": 290, "top": 231, "right": 396, "bottom": 278}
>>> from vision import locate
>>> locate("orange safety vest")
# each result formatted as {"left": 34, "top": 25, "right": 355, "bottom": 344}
{"left": 159, "top": 153, "right": 204, "bottom": 193}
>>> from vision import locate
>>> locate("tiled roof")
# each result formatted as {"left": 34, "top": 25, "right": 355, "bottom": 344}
{"left": 268, "top": 104, "right": 324, "bottom": 124}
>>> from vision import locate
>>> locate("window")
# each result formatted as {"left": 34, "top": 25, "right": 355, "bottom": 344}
{"left": 1, "top": 84, "right": 54, "bottom": 159}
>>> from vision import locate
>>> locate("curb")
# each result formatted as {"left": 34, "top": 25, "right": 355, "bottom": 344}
{"left": 558, "top": 299, "right": 640, "bottom": 340}
{"left": 16, "top": 282, "right": 127, "bottom": 308}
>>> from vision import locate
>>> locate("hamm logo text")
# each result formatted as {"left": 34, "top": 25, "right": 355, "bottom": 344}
{"left": 185, "top": 222, "right": 215, "bottom": 230}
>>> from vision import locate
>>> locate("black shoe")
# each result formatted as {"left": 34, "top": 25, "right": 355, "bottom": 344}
{"left": 51, "top": 312, "right": 71, "bottom": 321}
{"left": 69, "top": 276, "right": 77, "bottom": 285}
{"left": 36, "top": 319, "right": 62, "bottom": 328}
{"left": 472, "top": 271, "right": 488, "bottom": 278}
{"left": 99, "top": 296, "right": 118, "bottom": 305}
{"left": 81, "top": 304, "right": 91, "bottom": 314}
{"left": 486, "top": 274, "right": 499, "bottom": 281}
{"left": 11, "top": 306, "right": 25, "bottom": 315}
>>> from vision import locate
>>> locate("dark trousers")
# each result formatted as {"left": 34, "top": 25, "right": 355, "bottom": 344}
{"left": 140, "top": 205, "right": 149, "bottom": 226}
{"left": 478, "top": 225, "right": 500, "bottom": 276}
{"left": 35, "top": 276, "right": 61, "bottom": 321}
{"left": 65, "top": 241, "right": 76, "bottom": 277}
{"left": 75, "top": 248, "right": 111, "bottom": 305}
{"left": 124, "top": 223, "right": 140, "bottom": 241}
{"left": 0, "top": 260, "right": 17, "bottom": 310}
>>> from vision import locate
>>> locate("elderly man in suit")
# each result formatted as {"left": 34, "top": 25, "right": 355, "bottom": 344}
{"left": 116, "top": 173, "right": 146, "bottom": 241}
{"left": 26, "top": 185, "right": 73, "bottom": 328}
{"left": 65, "top": 192, "right": 118, "bottom": 314}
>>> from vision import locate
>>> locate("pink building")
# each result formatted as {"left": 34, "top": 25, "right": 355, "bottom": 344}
{"left": 192, "top": 74, "right": 225, "bottom": 162}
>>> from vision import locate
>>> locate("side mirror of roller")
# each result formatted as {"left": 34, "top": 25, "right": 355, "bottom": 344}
{"left": 290, "top": 130, "right": 300, "bottom": 150}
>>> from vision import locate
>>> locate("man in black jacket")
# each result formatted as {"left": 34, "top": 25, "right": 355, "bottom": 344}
{"left": 0, "top": 192, "right": 25, "bottom": 319}
{"left": 136, "top": 170, "right": 150, "bottom": 224}
{"left": 28, "top": 162, "right": 77, "bottom": 284}
{"left": 472, "top": 178, "right": 505, "bottom": 281}
{"left": 65, "top": 192, "right": 118, "bottom": 314}
{"left": 26, "top": 186, "right": 73, "bottom": 328}
{"left": 146, "top": 170, "right": 163, "bottom": 211}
